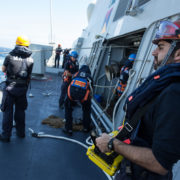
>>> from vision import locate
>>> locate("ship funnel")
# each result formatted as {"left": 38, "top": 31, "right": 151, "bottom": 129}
{"left": 87, "top": 2, "right": 96, "bottom": 23}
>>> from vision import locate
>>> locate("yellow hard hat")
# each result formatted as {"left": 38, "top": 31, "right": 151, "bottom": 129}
{"left": 16, "top": 35, "right": 30, "bottom": 46}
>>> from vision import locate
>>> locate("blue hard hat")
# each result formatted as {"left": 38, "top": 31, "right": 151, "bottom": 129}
{"left": 128, "top": 53, "right": 136, "bottom": 61}
{"left": 70, "top": 51, "right": 78, "bottom": 58}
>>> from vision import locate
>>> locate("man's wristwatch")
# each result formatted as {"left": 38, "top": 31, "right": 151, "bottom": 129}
{"left": 107, "top": 137, "right": 115, "bottom": 151}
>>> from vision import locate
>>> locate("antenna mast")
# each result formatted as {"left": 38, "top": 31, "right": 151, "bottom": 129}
{"left": 49, "top": 0, "right": 54, "bottom": 44}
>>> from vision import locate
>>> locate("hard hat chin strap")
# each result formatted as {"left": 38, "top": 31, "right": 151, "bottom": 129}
{"left": 159, "top": 40, "right": 177, "bottom": 68}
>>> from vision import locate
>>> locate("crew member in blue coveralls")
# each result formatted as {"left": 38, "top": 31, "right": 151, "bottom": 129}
{"left": 0, "top": 36, "right": 34, "bottom": 142}
{"left": 54, "top": 44, "right": 62, "bottom": 68}
{"left": 96, "top": 20, "right": 180, "bottom": 179}
{"left": 116, "top": 53, "right": 136, "bottom": 96}
{"left": 63, "top": 65, "right": 93, "bottom": 135}
{"left": 59, "top": 51, "right": 79, "bottom": 109}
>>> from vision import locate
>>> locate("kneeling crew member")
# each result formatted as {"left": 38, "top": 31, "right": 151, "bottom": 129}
{"left": 63, "top": 65, "right": 93, "bottom": 135}
{"left": 0, "top": 35, "right": 34, "bottom": 142}
{"left": 59, "top": 51, "right": 79, "bottom": 109}
{"left": 96, "top": 20, "right": 180, "bottom": 179}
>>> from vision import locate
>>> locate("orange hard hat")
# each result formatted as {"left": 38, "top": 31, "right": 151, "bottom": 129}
{"left": 153, "top": 20, "right": 180, "bottom": 44}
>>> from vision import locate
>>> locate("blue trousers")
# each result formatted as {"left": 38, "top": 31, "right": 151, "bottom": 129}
{"left": 55, "top": 54, "right": 60, "bottom": 68}
{"left": 1, "top": 89, "right": 27, "bottom": 138}
{"left": 64, "top": 97, "right": 91, "bottom": 131}
{"left": 59, "top": 81, "right": 69, "bottom": 106}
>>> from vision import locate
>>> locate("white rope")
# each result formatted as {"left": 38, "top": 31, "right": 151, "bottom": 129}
{"left": 28, "top": 128, "right": 88, "bottom": 148}
{"left": 93, "top": 84, "right": 116, "bottom": 88}
{"left": 0, "top": 44, "right": 138, "bottom": 55}
{"left": 85, "top": 136, "right": 93, "bottom": 146}
{"left": 28, "top": 128, "right": 112, "bottom": 180}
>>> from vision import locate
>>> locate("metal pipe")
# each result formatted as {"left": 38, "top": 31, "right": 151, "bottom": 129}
{"left": 91, "top": 105, "right": 111, "bottom": 133}
{"left": 95, "top": 73, "right": 105, "bottom": 93}
{"left": 92, "top": 99, "right": 113, "bottom": 132}
{"left": 112, "top": 69, "right": 135, "bottom": 130}
{"left": 106, "top": 46, "right": 112, "bottom": 66}
{"left": 91, "top": 114, "right": 102, "bottom": 135}
{"left": 134, "top": 21, "right": 158, "bottom": 89}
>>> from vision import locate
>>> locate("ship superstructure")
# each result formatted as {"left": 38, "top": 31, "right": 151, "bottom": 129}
{"left": 0, "top": 0, "right": 180, "bottom": 179}
{"left": 73, "top": 0, "right": 180, "bottom": 178}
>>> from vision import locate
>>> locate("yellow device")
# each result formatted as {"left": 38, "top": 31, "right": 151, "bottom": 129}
{"left": 86, "top": 131, "right": 125, "bottom": 176}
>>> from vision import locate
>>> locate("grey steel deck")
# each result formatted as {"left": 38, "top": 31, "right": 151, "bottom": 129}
{"left": 0, "top": 71, "right": 179, "bottom": 180}
{"left": 0, "top": 72, "right": 108, "bottom": 180}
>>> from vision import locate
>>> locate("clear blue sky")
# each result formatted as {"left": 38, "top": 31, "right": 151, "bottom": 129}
{"left": 0, "top": 0, "right": 95, "bottom": 48}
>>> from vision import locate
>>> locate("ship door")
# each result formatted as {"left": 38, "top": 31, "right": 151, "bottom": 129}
{"left": 92, "top": 29, "right": 145, "bottom": 120}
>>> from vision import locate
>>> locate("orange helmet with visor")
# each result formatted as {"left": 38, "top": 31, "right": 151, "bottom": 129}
{"left": 153, "top": 20, "right": 180, "bottom": 45}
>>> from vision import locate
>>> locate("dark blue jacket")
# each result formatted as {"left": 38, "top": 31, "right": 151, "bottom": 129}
{"left": 121, "top": 63, "right": 180, "bottom": 179}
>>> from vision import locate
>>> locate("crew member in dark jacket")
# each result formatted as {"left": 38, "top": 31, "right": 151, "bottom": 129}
{"left": 96, "top": 20, "right": 180, "bottom": 179}
{"left": 63, "top": 65, "right": 93, "bottom": 135}
{"left": 54, "top": 44, "right": 62, "bottom": 68}
{"left": 59, "top": 51, "right": 79, "bottom": 109}
{"left": 116, "top": 53, "right": 136, "bottom": 96}
{"left": 0, "top": 35, "right": 34, "bottom": 142}
{"left": 62, "top": 48, "right": 71, "bottom": 69}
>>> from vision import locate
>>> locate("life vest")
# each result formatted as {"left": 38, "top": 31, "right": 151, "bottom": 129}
{"left": 63, "top": 59, "right": 79, "bottom": 82}
{"left": 116, "top": 66, "right": 130, "bottom": 96}
{"left": 117, "top": 81, "right": 127, "bottom": 96}
{"left": 125, "top": 63, "right": 180, "bottom": 123}
{"left": 66, "top": 59, "right": 79, "bottom": 74}
{"left": 68, "top": 75, "right": 90, "bottom": 103}
{"left": 7, "top": 58, "right": 29, "bottom": 86}
{"left": 120, "top": 66, "right": 130, "bottom": 83}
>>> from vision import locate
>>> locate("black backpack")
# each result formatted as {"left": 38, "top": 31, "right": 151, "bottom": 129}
{"left": 68, "top": 75, "right": 90, "bottom": 102}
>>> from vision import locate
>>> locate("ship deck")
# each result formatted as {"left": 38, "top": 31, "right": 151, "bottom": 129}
{"left": 0, "top": 70, "right": 109, "bottom": 180}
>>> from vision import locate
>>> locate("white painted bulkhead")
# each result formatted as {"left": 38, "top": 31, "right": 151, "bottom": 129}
{"left": 76, "top": 0, "right": 180, "bottom": 179}
{"left": 79, "top": 0, "right": 180, "bottom": 61}
{"left": 79, "top": 0, "right": 180, "bottom": 128}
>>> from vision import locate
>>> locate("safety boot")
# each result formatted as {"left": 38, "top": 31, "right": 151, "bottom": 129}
{"left": 0, "top": 134, "right": 10, "bottom": 142}
{"left": 16, "top": 132, "right": 25, "bottom": 138}
{"left": 62, "top": 128, "right": 73, "bottom": 136}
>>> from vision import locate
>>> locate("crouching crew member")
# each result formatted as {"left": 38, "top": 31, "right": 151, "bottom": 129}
{"left": 96, "top": 20, "right": 180, "bottom": 179}
{"left": 59, "top": 51, "right": 79, "bottom": 109}
{"left": 0, "top": 35, "right": 34, "bottom": 142}
{"left": 116, "top": 53, "right": 136, "bottom": 96}
{"left": 63, "top": 65, "right": 93, "bottom": 135}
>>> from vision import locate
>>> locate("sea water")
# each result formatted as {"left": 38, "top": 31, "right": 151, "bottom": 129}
{"left": 0, "top": 57, "right": 6, "bottom": 83}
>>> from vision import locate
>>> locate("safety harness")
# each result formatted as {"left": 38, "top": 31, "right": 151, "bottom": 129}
{"left": 117, "top": 82, "right": 127, "bottom": 96}
{"left": 125, "top": 63, "right": 180, "bottom": 120}
{"left": 116, "top": 62, "right": 133, "bottom": 96}
{"left": 68, "top": 73, "right": 90, "bottom": 103}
